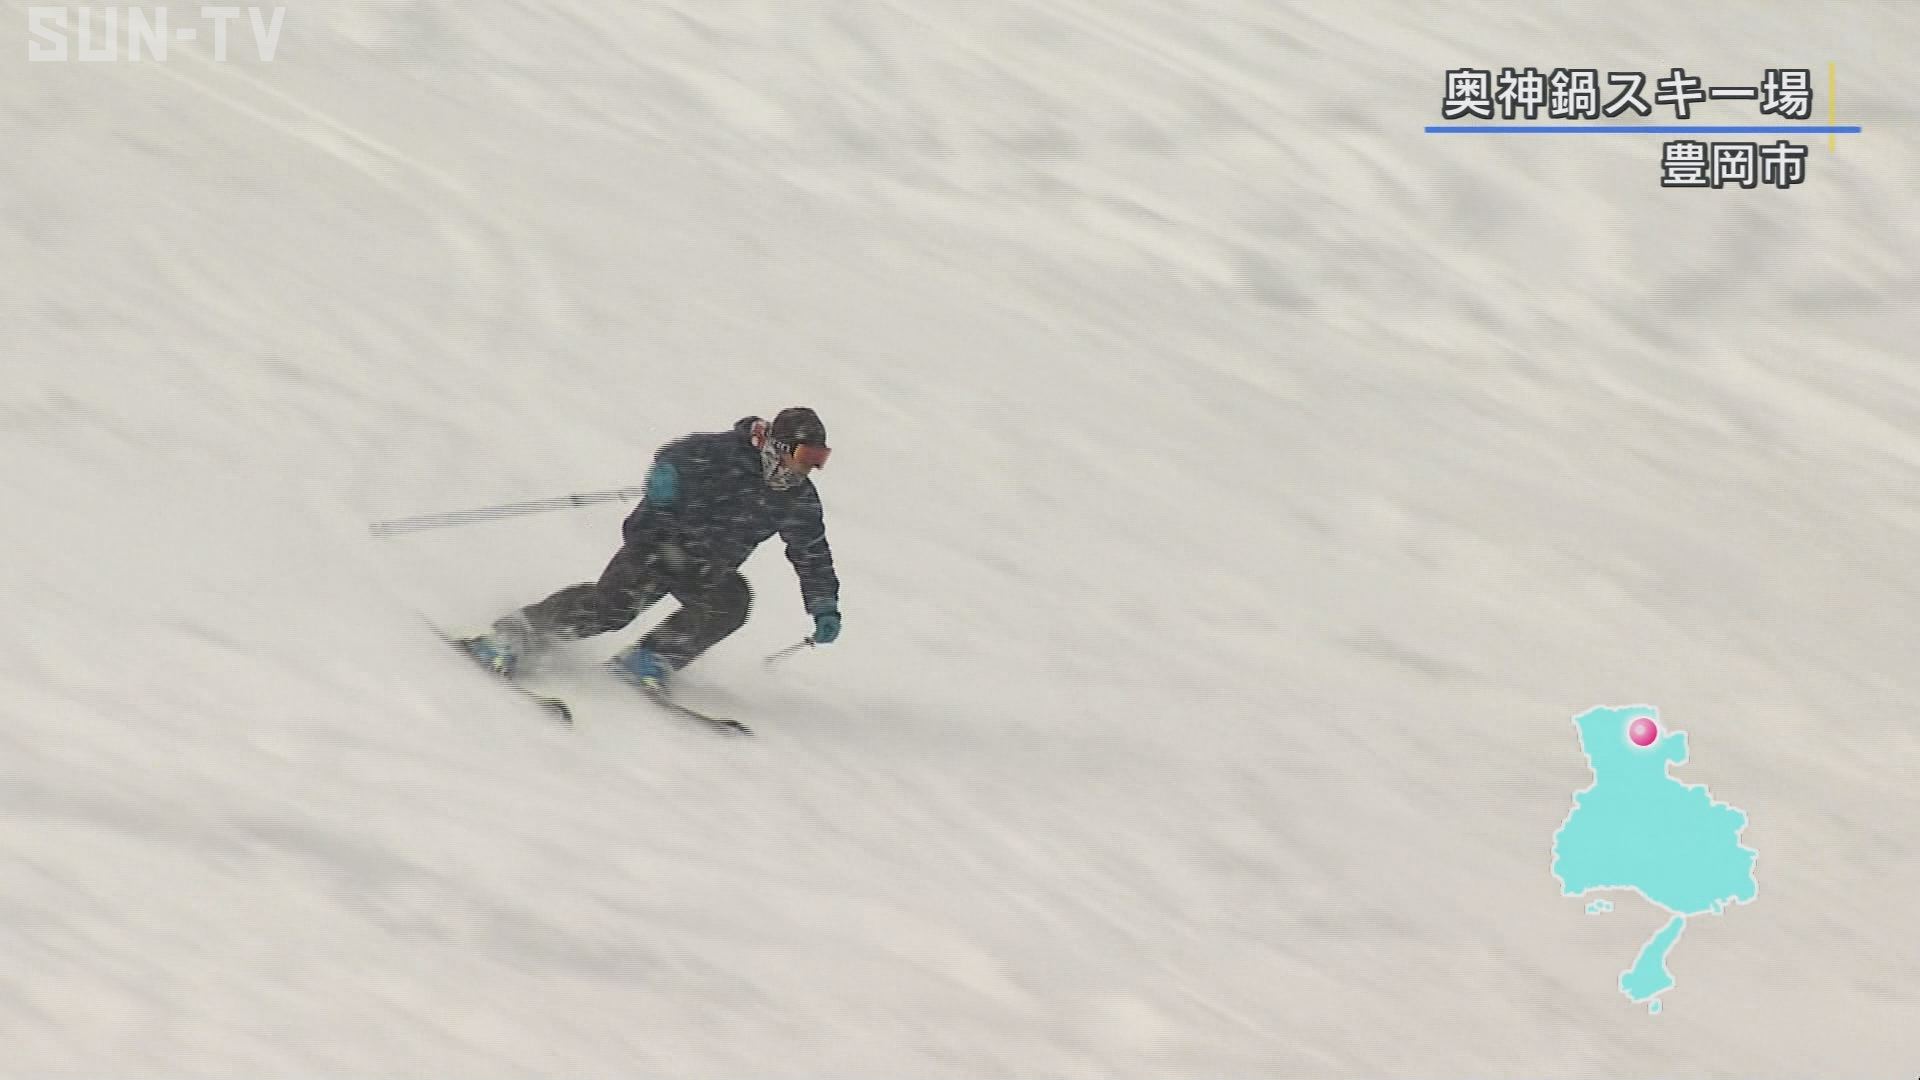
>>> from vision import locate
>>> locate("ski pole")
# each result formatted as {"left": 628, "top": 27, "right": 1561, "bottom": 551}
{"left": 763, "top": 638, "right": 816, "bottom": 668}
{"left": 369, "top": 486, "right": 648, "bottom": 538}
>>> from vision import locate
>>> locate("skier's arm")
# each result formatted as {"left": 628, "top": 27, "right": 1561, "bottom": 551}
{"left": 623, "top": 440, "right": 699, "bottom": 549}
{"left": 780, "top": 489, "right": 840, "bottom": 617}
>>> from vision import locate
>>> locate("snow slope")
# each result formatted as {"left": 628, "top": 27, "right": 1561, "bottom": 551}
{"left": 2, "top": 0, "right": 1916, "bottom": 1074}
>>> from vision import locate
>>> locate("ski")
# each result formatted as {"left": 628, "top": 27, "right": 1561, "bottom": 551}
{"left": 499, "top": 678, "right": 574, "bottom": 725}
{"left": 639, "top": 686, "right": 753, "bottom": 736}
{"left": 430, "top": 623, "right": 574, "bottom": 725}
{"left": 427, "top": 619, "right": 748, "bottom": 734}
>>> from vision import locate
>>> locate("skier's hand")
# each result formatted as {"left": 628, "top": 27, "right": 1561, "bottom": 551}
{"left": 811, "top": 607, "right": 842, "bottom": 645}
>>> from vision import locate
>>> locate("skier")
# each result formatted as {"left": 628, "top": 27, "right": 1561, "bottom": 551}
{"left": 461, "top": 407, "right": 842, "bottom": 693}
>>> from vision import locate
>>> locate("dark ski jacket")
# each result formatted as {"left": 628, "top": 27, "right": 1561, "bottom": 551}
{"left": 622, "top": 417, "right": 840, "bottom": 615}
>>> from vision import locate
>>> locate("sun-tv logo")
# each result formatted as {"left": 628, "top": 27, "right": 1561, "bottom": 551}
{"left": 27, "top": 6, "right": 286, "bottom": 62}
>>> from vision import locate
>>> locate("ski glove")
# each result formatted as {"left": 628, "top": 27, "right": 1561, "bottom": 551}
{"left": 643, "top": 461, "right": 680, "bottom": 507}
{"left": 811, "top": 607, "right": 842, "bottom": 645}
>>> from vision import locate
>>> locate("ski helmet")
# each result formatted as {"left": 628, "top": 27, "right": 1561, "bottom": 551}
{"left": 757, "top": 406, "right": 830, "bottom": 489}
{"left": 769, "top": 407, "right": 828, "bottom": 456}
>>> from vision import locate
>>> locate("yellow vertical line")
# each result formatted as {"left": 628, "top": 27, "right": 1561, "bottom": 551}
{"left": 1829, "top": 62, "right": 1836, "bottom": 152}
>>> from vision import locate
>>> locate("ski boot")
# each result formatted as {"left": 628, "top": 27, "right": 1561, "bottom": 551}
{"left": 460, "top": 634, "right": 520, "bottom": 678}
{"left": 458, "top": 613, "right": 538, "bottom": 679}
{"left": 609, "top": 644, "right": 674, "bottom": 695}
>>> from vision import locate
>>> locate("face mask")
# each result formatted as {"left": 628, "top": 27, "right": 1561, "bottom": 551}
{"left": 760, "top": 438, "right": 804, "bottom": 490}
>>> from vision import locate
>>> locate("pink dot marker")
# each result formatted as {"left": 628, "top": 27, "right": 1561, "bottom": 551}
{"left": 1628, "top": 716, "right": 1659, "bottom": 747}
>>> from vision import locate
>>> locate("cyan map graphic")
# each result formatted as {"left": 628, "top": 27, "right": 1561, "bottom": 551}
{"left": 1552, "top": 705, "right": 1758, "bottom": 1014}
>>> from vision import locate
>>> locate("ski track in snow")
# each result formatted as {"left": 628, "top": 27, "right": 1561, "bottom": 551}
{"left": 2, "top": 0, "right": 1917, "bottom": 1074}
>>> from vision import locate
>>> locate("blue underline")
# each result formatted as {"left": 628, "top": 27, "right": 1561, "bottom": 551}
{"left": 1426, "top": 125, "right": 1862, "bottom": 134}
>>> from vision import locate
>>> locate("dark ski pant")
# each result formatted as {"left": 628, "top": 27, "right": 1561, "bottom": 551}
{"left": 506, "top": 539, "right": 752, "bottom": 671}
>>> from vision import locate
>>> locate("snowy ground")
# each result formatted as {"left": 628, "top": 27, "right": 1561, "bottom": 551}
{"left": 2, "top": 1, "right": 1917, "bottom": 1075}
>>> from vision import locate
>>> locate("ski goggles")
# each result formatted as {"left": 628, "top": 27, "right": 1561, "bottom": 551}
{"left": 775, "top": 439, "right": 831, "bottom": 469}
